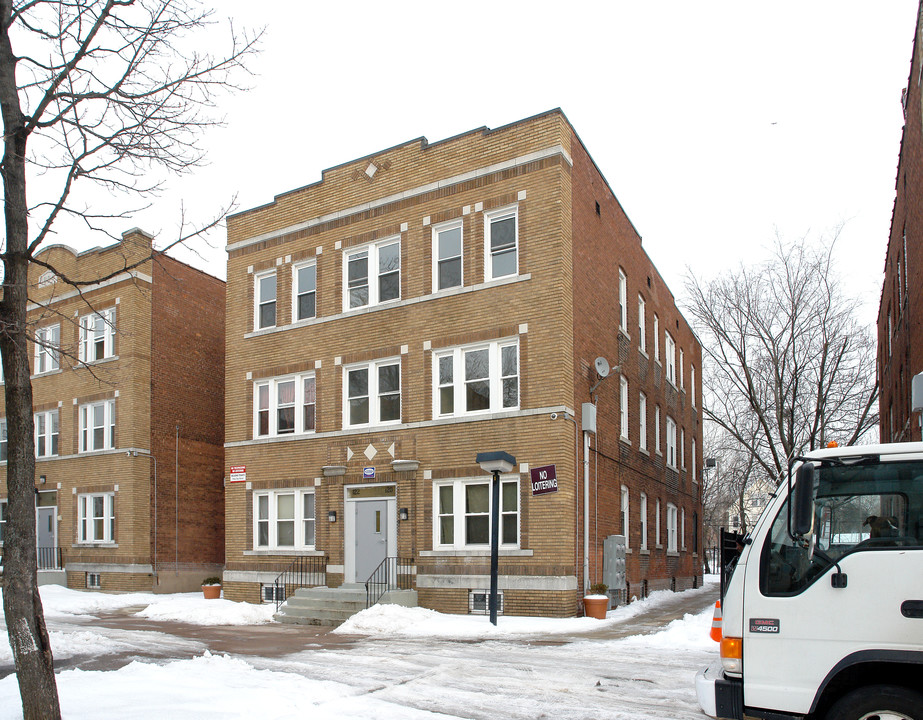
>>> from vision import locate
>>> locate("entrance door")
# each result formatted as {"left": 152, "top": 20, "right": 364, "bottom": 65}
{"left": 354, "top": 500, "right": 389, "bottom": 584}
{"left": 36, "top": 506, "right": 57, "bottom": 569}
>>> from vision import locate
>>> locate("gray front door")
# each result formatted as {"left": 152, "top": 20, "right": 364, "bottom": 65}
{"left": 354, "top": 500, "right": 388, "bottom": 583}
{"left": 36, "top": 506, "right": 56, "bottom": 569}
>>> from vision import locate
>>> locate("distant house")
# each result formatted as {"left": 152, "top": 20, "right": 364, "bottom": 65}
{"left": 222, "top": 110, "right": 703, "bottom": 615}
{"left": 0, "top": 229, "right": 226, "bottom": 592}
{"left": 879, "top": 2, "right": 923, "bottom": 443}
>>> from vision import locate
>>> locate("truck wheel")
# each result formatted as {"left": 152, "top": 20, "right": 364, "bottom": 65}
{"left": 825, "top": 684, "right": 923, "bottom": 720}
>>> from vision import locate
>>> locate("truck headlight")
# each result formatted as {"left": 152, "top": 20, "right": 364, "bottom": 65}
{"left": 720, "top": 636, "right": 742, "bottom": 676}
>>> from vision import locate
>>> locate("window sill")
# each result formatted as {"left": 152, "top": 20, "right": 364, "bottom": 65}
{"left": 619, "top": 435, "right": 631, "bottom": 446}
{"left": 639, "top": 447, "right": 649, "bottom": 456}
{"left": 72, "top": 543, "right": 118, "bottom": 549}
{"left": 419, "top": 548, "right": 533, "bottom": 557}
{"left": 32, "top": 368, "right": 63, "bottom": 379}
{"left": 639, "top": 349, "right": 648, "bottom": 359}
{"left": 656, "top": 544, "right": 663, "bottom": 550}
{"left": 244, "top": 549, "right": 322, "bottom": 556}
{"left": 78, "top": 355, "right": 119, "bottom": 367}
{"left": 640, "top": 548, "right": 650, "bottom": 556}
{"left": 666, "top": 550, "right": 679, "bottom": 557}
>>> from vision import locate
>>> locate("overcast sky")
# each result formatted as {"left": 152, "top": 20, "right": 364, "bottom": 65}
{"left": 40, "top": 1, "right": 921, "bottom": 326}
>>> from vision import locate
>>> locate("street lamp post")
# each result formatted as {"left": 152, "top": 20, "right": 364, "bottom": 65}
{"left": 476, "top": 451, "right": 516, "bottom": 626}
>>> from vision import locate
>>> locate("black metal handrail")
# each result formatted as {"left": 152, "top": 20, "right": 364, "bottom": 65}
{"left": 365, "top": 556, "right": 414, "bottom": 608}
{"left": 273, "top": 555, "right": 327, "bottom": 609}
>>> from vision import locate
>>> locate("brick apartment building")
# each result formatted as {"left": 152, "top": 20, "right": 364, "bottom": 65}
{"left": 879, "top": 1, "right": 923, "bottom": 443}
{"left": 222, "top": 110, "right": 703, "bottom": 616}
{"left": 0, "top": 230, "right": 226, "bottom": 592}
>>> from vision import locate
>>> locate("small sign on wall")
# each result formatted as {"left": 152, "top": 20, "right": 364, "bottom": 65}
{"left": 363, "top": 467, "right": 376, "bottom": 479}
{"left": 530, "top": 465, "right": 558, "bottom": 496}
{"left": 229, "top": 466, "right": 247, "bottom": 483}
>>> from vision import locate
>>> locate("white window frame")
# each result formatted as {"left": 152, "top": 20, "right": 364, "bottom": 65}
{"left": 654, "top": 405, "right": 661, "bottom": 455}
{"left": 666, "top": 415, "right": 677, "bottom": 469}
{"left": 619, "top": 376, "right": 629, "bottom": 440}
{"left": 343, "top": 237, "right": 401, "bottom": 311}
{"left": 656, "top": 498, "right": 662, "bottom": 547}
{"left": 691, "top": 365, "right": 696, "bottom": 407}
{"left": 433, "top": 476, "right": 520, "bottom": 550}
{"left": 77, "top": 492, "right": 115, "bottom": 544}
{"left": 433, "top": 339, "right": 519, "bottom": 418}
{"left": 253, "top": 374, "right": 316, "bottom": 438}
{"left": 292, "top": 261, "right": 317, "bottom": 322}
{"left": 252, "top": 488, "right": 316, "bottom": 551}
{"left": 640, "top": 492, "right": 648, "bottom": 550}
{"left": 639, "top": 392, "right": 647, "bottom": 451}
{"left": 79, "top": 307, "right": 116, "bottom": 362}
{"left": 343, "top": 358, "right": 401, "bottom": 428}
{"left": 665, "top": 331, "right": 676, "bottom": 385}
{"left": 484, "top": 206, "right": 518, "bottom": 281}
{"left": 79, "top": 399, "right": 115, "bottom": 453}
{"left": 618, "top": 269, "right": 628, "bottom": 331}
{"left": 432, "top": 219, "right": 463, "bottom": 292}
{"left": 638, "top": 295, "right": 646, "bottom": 353}
{"left": 679, "top": 348, "right": 685, "bottom": 390}
{"left": 667, "top": 503, "right": 678, "bottom": 552}
{"left": 681, "top": 506, "right": 686, "bottom": 551}
{"left": 35, "top": 409, "right": 59, "bottom": 458}
{"left": 34, "top": 324, "right": 60, "bottom": 374}
{"left": 254, "top": 271, "right": 277, "bottom": 330}
{"left": 692, "top": 438, "right": 697, "bottom": 483}
{"left": 680, "top": 427, "right": 686, "bottom": 469}
{"left": 620, "top": 485, "right": 629, "bottom": 536}
{"left": 653, "top": 314, "right": 660, "bottom": 362}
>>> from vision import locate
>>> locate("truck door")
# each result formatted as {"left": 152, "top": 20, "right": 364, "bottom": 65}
{"left": 743, "top": 460, "right": 923, "bottom": 716}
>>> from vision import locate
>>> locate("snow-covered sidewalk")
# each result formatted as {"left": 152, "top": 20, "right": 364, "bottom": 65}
{"left": 1, "top": 579, "right": 720, "bottom": 719}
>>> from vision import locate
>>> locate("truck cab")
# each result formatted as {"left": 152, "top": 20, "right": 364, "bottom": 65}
{"left": 696, "top": 442, "right": 923, "bottom": 720}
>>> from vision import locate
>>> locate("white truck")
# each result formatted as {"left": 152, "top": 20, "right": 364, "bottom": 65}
{"left": 696, "top": 441, "right": 923, "bottom": 720}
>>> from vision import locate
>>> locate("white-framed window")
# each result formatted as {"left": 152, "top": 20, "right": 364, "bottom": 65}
{"left": 253, "top": 489, "right": 316, "bottom": 550}
{"left": 433, "top": 339, "right": 518, "bottom": 417}
{"left": 433, "top": 220, "right": 463, "bottom": 291}
{"left": 691, "top": 365, "right": 696, "bottom": 407}
{"left": 665, "top": 331, "right": 676, "bottom": 385}
{"left": 485, "top": 206, "right": 518, "bottom": 280}
{"left": 79, "top": 307, "right": 116, "bottom": 362}
{"left": 619, "top": 376, "right": 629, "bottom": 440}
{"left": 254, "top": 374, "right": 316, "bottom": 437}
{"left": 654, "top": 405, "right": 661, "bottom": 454}
{"left": 620, "top": 485, "right": 629, "bottom": 536}
{"left": 434, "top": 476, "right": 519, "bottom": 549}
{"left": 344, "top": 237, "right": 401, "bottom": 310}
{"left": 254, "top": 271, "right": 276, "bottom": 330}
{"left": 79, "top": 399, "right": 115, "bottom": 452}
{"left": 681, "top": 507, "right": 686, "bottom": 550}
{"left": 638, "top": 295, "right": 646, "bottom": 352}
{"left": 618, "top": 269, "right": 628, "bottom": 331}
{"left": 35, "top": 409, "right": 59, "bottom": 458}
{"left": 679, "top": 348, "right": 685, "bottom": 390}
{"left": 0, "top": 498, "right": 7, "bottom": 543}
{"left": 292, "top": 262, "right": 317, "bottom": 322}
{"left": 0, "top": 418, "right": 6, "bottom": 462}
{"left": 639, "top": 392, "right": 647, "bottom": 451}
{"left": 667, "top": 503, "right": 678, "bottom": 552}
{"left": 680, "top": 427, "right": 686, "bottom": 469}
{"left": 656, "top": 498, "right": 662, "bottom": 547}
{"left": 78, "top": 492, "right": 114, "bottom": 543}
{"left": 34, "top": 324, "right": 60, "bottom": 374}
{"left": 653, "top": 314, "right": 660, "bottom": 362}
{"left": 640, "top": 492, "right": 648, "bottom": 550}
{"left": 692, "top": 438, "right": 697, "bottom": 482}
{"left": 666, "top": 416, "right": 677, "bottom": 469}
{"left": 344, "top": 359, "right": 401, "bottom": 427}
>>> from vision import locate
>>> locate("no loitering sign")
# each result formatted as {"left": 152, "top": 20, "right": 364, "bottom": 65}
{"left": 229, "top": 465, "right": 247, "bottom": 483}
{"left": 530, "top": 465, "right": 558, "bottom": 496}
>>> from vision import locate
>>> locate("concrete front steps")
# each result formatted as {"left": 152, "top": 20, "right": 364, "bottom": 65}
{"left": 273, "top": 584, "right": 418, "bottom": 626}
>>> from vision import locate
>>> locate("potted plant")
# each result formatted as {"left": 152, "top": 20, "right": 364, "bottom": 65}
{"left": 201, "top": 576, "right": 222, "bottom": 600}
{"left": 583, "top": 582, "right": 609, "bottom": 619}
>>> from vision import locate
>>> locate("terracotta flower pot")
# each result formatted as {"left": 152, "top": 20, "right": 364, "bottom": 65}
{"left": 583, "top": 595, "right": 609, "bottom": 619}
{"left": 202, "top": 584, "right": 221, "bottom": 600}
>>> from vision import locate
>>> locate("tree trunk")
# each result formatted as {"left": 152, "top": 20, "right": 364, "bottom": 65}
{"left": 0, "top": 1, "right": 62, "bottom": 716}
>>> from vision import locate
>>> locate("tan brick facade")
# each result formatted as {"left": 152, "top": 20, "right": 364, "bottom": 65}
{"left": 0, "top": 229, "right": 225, "bottom": 592}
{"left": 223, "top": 110, "right": 703, "bottom": 616}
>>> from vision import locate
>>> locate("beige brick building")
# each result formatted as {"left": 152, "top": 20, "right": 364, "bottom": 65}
{"left": 0, "top": 230, "right": 226, "bottom": 592}
{"left": 223, "top": 110, "right": 703, "bottom": 616}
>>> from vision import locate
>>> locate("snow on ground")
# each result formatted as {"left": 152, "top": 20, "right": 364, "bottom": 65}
{"left": 0, "top": 579, "right": 720, "bottom": 719}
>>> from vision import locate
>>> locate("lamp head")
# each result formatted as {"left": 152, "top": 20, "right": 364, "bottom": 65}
{"left": 476, "top": 451, "right": 517, "bottom": 474}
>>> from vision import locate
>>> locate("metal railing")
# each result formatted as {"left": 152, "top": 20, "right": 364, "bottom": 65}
{"left": 37, "top": 546, "right": 63, "bottom": 571}
{"left": 365, "top": 556, "right": 414, "bottom": 608}
{"left": 272, "top": 555, "right": 327, "bottom": 610}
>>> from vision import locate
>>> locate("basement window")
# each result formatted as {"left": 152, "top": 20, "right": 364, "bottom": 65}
{"left": 86, "top": 573, "right": 101, "bottom": 589}
{"left": 469, "top": 589, "right": 504, "bottom": 615}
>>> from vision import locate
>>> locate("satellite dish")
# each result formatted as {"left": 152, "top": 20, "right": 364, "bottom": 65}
{"left": 594, "top": 357, "right": 610, "bottom": 378}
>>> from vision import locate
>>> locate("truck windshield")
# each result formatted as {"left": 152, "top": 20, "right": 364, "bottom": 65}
{"left": 762, "top": 459, "right": 923, "bottom": 596}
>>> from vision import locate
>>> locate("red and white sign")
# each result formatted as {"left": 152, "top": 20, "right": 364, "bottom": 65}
{"left": 530, "top": 464, "right": 558, "bottom": 496}
{"left": 229, "top": 465, "right": 247, "bottom": 483}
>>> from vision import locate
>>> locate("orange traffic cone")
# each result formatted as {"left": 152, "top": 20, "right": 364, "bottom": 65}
{"left": 710, "top": 600, "right": 723, "bottom": 642}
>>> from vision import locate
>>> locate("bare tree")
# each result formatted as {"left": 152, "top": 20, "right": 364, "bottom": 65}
{"left": 0, "top": 2, "right": 258, "bottom": 717}
{"left": 686, "top": 233, "right": 879, "bottom": 496}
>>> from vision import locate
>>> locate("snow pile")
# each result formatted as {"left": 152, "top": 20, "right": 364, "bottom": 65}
{"left": 0, "top": 629, "right": 133, "bottom": 666}
{"left": 616, "top": 609, "right": 717, "bottom": 651}
{"left": 135, "top": 596, "right": 275, "bottom": 626}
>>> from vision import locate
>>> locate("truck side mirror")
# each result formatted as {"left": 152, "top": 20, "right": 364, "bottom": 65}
{"left": 792, "top": 462, "right": 816, "bottom": 537}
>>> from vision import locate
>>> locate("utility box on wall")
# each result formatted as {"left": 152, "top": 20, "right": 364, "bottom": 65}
{"left": 603, "top": 534, "right": 627, "bottom": 603}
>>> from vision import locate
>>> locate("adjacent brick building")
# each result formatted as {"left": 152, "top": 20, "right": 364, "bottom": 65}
{"left": 879, "top": 1, "right": 923, "bottom": 443}
{"left": 0, "top": 230, "right": 226, "bottom": 592}
{"left": 222, "top": 110, "right": 703, "bottom": 616}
